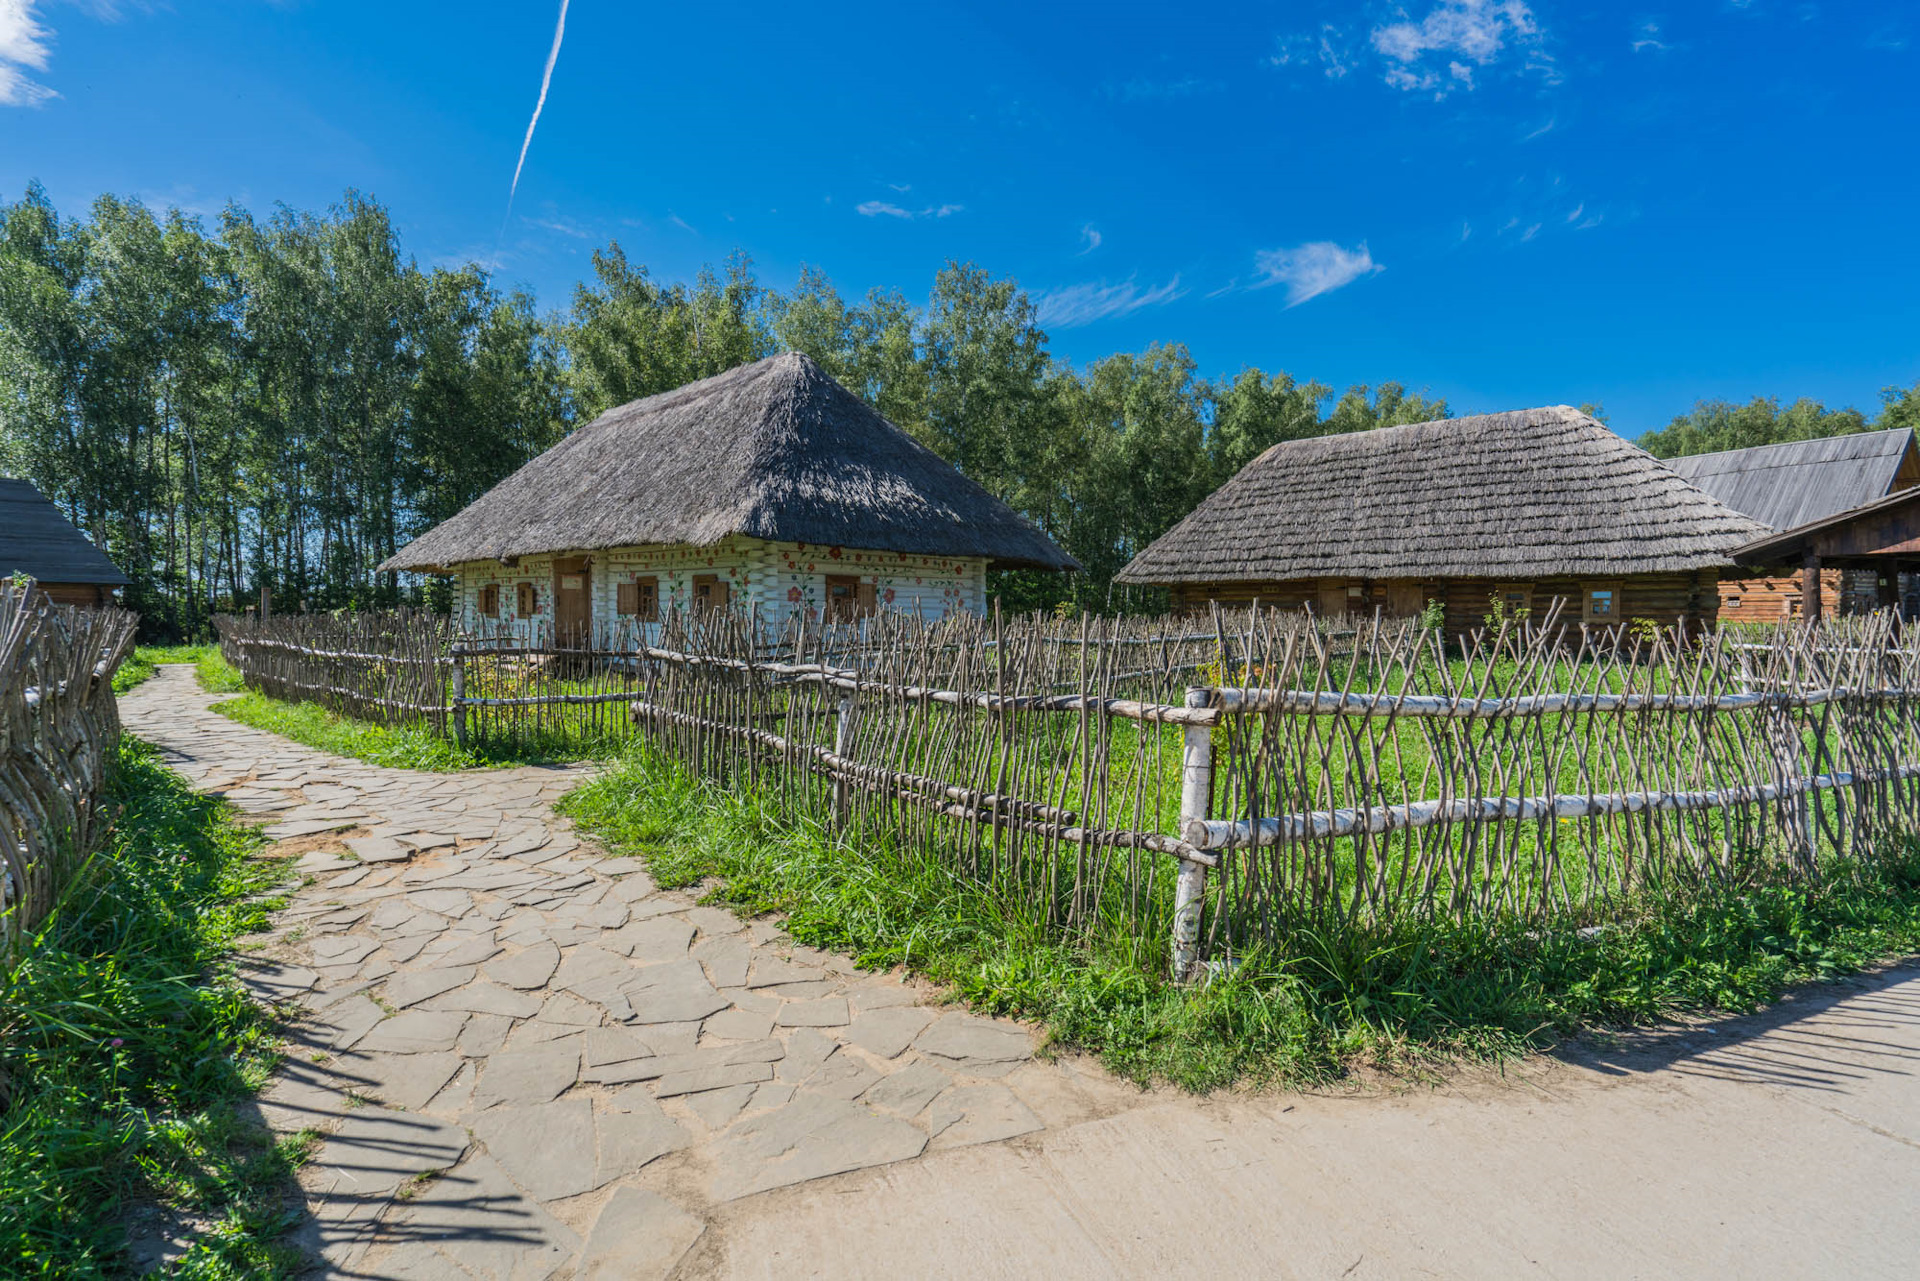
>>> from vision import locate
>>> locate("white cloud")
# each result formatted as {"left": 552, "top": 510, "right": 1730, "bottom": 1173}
{"left": 1369, "top": 0, "right": 1544, "bottom": 97}
{"left": 1078, "top": 223, "right": 1102, "bottom": 255}
{"left": 856, "top": 200, "right": 962, "bottom": 220}
{"left": 505, "top": 0, "right": 569, "bottom": 221}
{"left": 1250, "top": 242, "right": 1382, "bottom": 306}
{"left": 1, "top": 0, "right": 55, "bottom": 106}
{"left": 1632, "top": 21, "right": 1670, "bottom": 52}
{"left": 1032, "top": 276, "right": 1185, "bottom": 329}
{"left": 668, "top": 212, "right": 696, "bottom": 234}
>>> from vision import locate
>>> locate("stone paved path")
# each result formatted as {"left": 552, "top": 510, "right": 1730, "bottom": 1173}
{"left": 123, "top": 666, "right": 1920, "bottom": 1279}
{"left": 122, "top": 666, "right": 1122, "bottom": 1279}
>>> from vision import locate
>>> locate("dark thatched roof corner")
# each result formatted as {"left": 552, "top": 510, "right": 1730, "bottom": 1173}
{"left": 1115, "top": 406, "right": 1773, "bottom": 586}
{"left": 0, "top": 479, "right": 129, "bottom": 586}
{"left": 380, "top": 352, "right": 1078, "bottom": 574}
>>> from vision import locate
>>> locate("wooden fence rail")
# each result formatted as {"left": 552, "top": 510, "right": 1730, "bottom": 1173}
{"left": 0, "top": 583, "right": 138, "bottom": 946}
{"left": 215, "top": 604, "right": 1920, "bottom": 978}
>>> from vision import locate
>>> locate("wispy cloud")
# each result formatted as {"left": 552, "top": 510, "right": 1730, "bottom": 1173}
{"left": 1631, "top": 20, "right": 1670, "bottom": 52}
{"left": 1270, "top": 24, "right": 1354, "bottom": 79}
{"left": 1250, "top": 242, "right": 1382, "bottom": 306}
{"left": 1272, "top": 2, "right": 1548, "bottom": 99}
{"left": 668, "top": 212, "right": 697, "bottom": 234}
{"left": 1032, "top": 276, "right": 1185, "bottom": 329}
{"left": 1111, "top": 75, "right": 1223, "bottom": 101}
{"left": 1371, "top": 0, "right": 1545, "bottom": 97}
{"left": 1520, "top": 116, "right": 1556, "bottom": 141}
{"left": 1, "top": 0, "right": 56, "bottom": 106}
{"left": 856, "top": 200, "right": 962, "bottom": 220}
{"left": 504, "top": 0, "right": 569, "bottom": 226}
{"left": 524, "top": 213, "right": 591, "bottom": 239}
{"left": 1078, "top": 223, "right": 1102, "bottom": 255}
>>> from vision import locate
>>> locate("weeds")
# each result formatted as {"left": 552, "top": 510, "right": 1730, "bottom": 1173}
{"left": 0, "top": 738, "right": 300, "bottom": 1276}
{"left": 562, "top": 741, "right": 1920, "bottom": 1091}
{"left": 113, "top": 644, "right": 221, "bottom": 694}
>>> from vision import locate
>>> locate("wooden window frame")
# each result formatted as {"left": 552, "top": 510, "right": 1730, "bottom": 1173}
{"left": 1581, "top": 581, "right": 1624, "bottom": 624}
{"left": 516, "top": 581, "right": 537, "bottom": 617}
{"left": 1494, "top": 582, "right": 1535, "bottom": 614}
{"left": 825, "top": 574, "right": 871, "bottom": 623}
{"left": 691, "top": 573, "right": 730, "bottom": 613}
{"left": 617, "top": 575, "right": 659, "bottom": 620}
{"left": 478, "top": 584, "right": 499, "bottom": 619}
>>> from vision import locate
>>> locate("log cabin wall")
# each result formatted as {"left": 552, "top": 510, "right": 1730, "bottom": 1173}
{"left": 1716, "top": 567, "right": 1890, "bottom": 623}
{"left": 1172, "top": 571, "right": 1722, "bottom": 632}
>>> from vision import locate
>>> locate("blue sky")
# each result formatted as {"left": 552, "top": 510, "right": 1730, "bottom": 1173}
{"left": 3, "top": 0, "right": 1916, "bottom": 436}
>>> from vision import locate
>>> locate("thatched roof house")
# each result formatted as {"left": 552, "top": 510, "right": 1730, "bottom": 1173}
{"left": 0, "top": 479, "right": 129, "bottom": 607}
{"left": 382, "top": 353, "right": 1075, "bottom": 638}
{"left": 1116, "top": 406, "right": 1771, "bottom": 629}
{"left": 1663, "top": 429, "right": 1920, "bottom": 621}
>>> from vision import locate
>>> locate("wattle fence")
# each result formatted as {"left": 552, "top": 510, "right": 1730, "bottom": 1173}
{"left": 214, "top": 604, "right": 1920, "bottom": 976}
{"left": 0, "top": 584, "right": 138, "bottom": 945}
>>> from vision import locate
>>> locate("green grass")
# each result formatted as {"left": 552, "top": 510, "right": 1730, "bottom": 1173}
{"left": 0, "top": 738, "right": 304, "bottom": 1278}
{"left": 561, "top": 740, "right": 1920, "bottom": 1092}
{"left": 199, "top": 653, "right": 613, "bottom": 771}
{"left": 113, "top": 645, "right": 222, "bottom": 694}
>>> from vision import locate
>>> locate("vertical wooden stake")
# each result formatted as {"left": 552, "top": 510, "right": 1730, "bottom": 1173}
{"left": 832, "top": 694, "right": 855, "bottom": 824}
{"left": 449, "top": 645, "right": 468, "bottom": 750}
{"left": 1173, "top": 687, "right": 1214, "bottom": 982}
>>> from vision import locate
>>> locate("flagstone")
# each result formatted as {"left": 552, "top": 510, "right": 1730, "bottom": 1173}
{"left": 773, "top": 997, "right": 850, "bottom": 1028}
{"left": 358, "top": 1009, "right": 468, "bottom": 1055}
{"left": 846, "top": 1005, "right": 936, "bottom": 1059}
{"left": 346, "top": 835, "right": 410, "bottom": 864}
{"left": 620, "top": 958, "right": 730, "bottom": 1024}
{"left": 471, "top": 1046, "right": 580, "bottom": 1110}
{"left": 577, "top": 1186, "right": 704, "bottom": 1281}
{"left": 707, "top": 1094, "right": 927, "bottom": 1201}
{"left": 926, "top": 1083, "right": 1043, "bottom": 1148}
{"left": 912, "top": 1012, "right": 1033, "bottom": 1065}
{"left": 426, "top": 981, "right": 543, "bottom": 1019}
{"left": 470, "top": 1098, "right": 597, "bottom": 1201}
{"left": 483, "top": 940, "right": 561, "bottom": 990}
{"left": 383, "top": 966, "right": 475, "bottom": 1009}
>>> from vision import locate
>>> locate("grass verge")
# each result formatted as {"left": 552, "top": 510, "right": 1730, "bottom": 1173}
{"left": 196, "top": 653, "right": 608, "bottom": 771}
{"left": 113, "top": 645, "right": 222, "bottom": 694}
{"left": 0, "top": 738, "right": 303, "bottom": 1278}
{"left": 561, "top": 741, "right": 1920, "bottom": 1092}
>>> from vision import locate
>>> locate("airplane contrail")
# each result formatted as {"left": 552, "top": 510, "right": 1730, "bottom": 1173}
{"left": 502, "top": 0, "right": 570, "bottom": 236}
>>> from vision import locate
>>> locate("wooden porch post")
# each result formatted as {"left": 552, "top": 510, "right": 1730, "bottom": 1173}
{"left": 1801, "top": 550, "right": 1822, "bottom": 621}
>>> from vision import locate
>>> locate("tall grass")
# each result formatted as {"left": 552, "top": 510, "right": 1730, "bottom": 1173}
{"left": 562, "top": 740, "right": 1920, "bottom": 1090}
{"left": 112, "top": 645, "right": 222, "bottom": 694}
{"left": 0, "top": 739, "right": 303, "bottom": 1278}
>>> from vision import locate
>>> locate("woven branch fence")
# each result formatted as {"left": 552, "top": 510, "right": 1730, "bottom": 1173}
{"left": 215, "top": 604, "right": 1920, "bottom": 975}
{"left": 0, "top": 583, "right": 138, "bottom": 945}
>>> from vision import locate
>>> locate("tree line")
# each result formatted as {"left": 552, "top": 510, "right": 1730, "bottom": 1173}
{"left": 2, "top": 183, "right": 1914, "bottom": 638}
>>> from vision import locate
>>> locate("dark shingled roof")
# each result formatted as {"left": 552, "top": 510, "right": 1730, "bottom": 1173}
{"left": 381, "top": 352, "right": 1077, "bottom": 574}
{"left": 1116, "top": 406, "right": 1772, "bottom": 585}
{"left": 1663, "top": 428, "right": 1916, "bottom": 531}
{"left": 0, "top": 479, "right": 129, "bottom": 586}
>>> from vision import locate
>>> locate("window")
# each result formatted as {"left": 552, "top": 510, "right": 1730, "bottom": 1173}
{"left": 478, "top": 584, "right": 499, "bottom": 618}
{"left": 617, "top": 576, "right": 658, "bottom": 620}
{"left": 1494, "top": 583, "right": 1534, "bottom": 615}
{"left": 824, "top": 575, "right": 878, "bottom": 622}
{"left": 692, "top": 574, "right": 730, "bottom": 612}
{"left": 1725, "top": 595, "right": 1742, "bottom": 610}
{"left": 1583, "top": 582, "right": 1622, "bottom": 623}
{"left": 516, "top": 581, "right": 537, "bottom": 616}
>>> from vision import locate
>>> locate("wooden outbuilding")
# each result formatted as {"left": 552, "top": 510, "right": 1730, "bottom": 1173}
{"left": 1731, "top": 483, "right": 1920, "bottom": 621}
{"left": 380, "top": 352, "right": 1077, "bottom": 639}
{"left": 1665, "top": 429, "right": 1920, "bottom": 620}
{"left": 1114, "top": 406, "right": 1771, "bottom": 632}
{"left": 0, "top": 478, "right": 129, "bottom": 607}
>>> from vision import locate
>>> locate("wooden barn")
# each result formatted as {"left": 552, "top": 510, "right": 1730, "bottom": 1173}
{"left": 1664, "top": 428, "right": 1920, "bottom": 620}
{"left": 1114, "top": 406, "right": 1770, "bottom": 632}
{"left": 1731, "top": 481, "right": 1920, "bottom": 621}
{"left": 380, "top": 352, "right": 1077, "bottom": 639}
{"left": 0, "top": 478, "right": 129, "bottom": 607}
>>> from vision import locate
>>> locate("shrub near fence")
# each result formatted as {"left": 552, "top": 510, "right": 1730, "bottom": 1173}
{"left": 214, "top": 602, "right": 1920, "bottom": 977}
{"left": 0, "top": 583, "right": 138, "bottom": 943}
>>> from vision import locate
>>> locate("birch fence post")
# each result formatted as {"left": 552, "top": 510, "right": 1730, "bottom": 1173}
{"left": 832, "top": 693, "right": 855, "bottom": 824}
{"left": 1172, "top": 685, "right": 1215, "bottom": 982}
{"left": 449, "top": 644, "right": 468, "bottom": 750}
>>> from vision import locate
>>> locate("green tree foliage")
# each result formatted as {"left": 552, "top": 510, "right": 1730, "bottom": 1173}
{"left": 0, "top": 186, "right": 1479, "bottom": 630}
{"left": 1637, "top": 395, "right": 1874, "bottom": 458}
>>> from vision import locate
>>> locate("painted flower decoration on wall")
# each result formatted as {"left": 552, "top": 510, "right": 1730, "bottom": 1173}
{"left": 787, "top": 587, "right": 803, "bottom": 602}
{"left": 883, "top": 588, "right": 896, "bottom": 604}
{"left": 828, "top": 546, "right": 843, "bottom": 560}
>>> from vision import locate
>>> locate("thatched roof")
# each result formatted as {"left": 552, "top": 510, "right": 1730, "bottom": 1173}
{"left": 1663, "top": 428, "right": 1916, "bottom": 531}
{"left": 1116, "top": 406, "right": 1772, "bottom": 585}
{"left": 381, "top": 352, "right": 1076, "bottom": 574}
{"left": 0, "top": 480, "right": 129, "bottom": 586}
